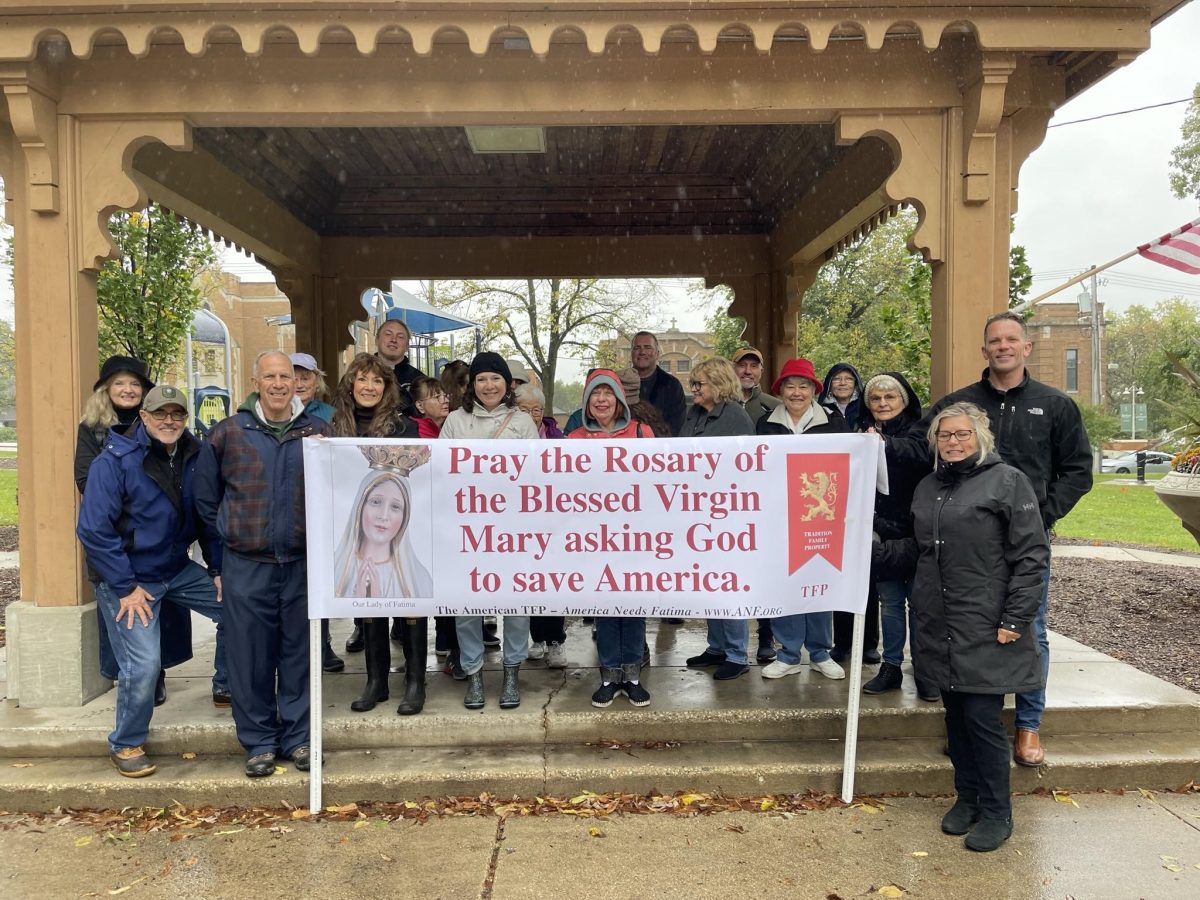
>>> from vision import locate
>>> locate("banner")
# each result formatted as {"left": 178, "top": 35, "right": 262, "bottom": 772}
{"left": 303, "top": 434, "right": 880, "bottom": 619}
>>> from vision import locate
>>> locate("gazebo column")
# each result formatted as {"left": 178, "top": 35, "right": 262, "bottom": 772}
{"left": 717, "top": 263, "right": 814, "bottom": 381}
{"left": 1, "top": 86, "right": 190, "bottom": 704}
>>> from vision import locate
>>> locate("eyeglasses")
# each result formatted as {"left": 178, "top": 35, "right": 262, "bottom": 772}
{"left": 688, "top": 381, "right": 708, "bottom": 391}
{"left": 935, "top": 429, "right": 975, "bottom": 443}
{"left": 148, "top": 409, "right": 188, "bottom": 423}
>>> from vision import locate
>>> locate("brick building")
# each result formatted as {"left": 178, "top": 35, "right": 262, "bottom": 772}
{"left": 1025, "top": 298, "right": 1105, "bottom": 405}
{"left": 610, "top": 323, "right": 715, "bottom": 395}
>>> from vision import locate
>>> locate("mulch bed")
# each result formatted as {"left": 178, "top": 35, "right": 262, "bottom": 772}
{"left": 0, "top": 568, "right": 16, "bottom": 648}
{"left": 0, "top": 527, "right": 16, "bottom": 553}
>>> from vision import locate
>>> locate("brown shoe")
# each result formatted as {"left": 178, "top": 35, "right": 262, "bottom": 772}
{"left": 110, "top": 747, "right": 156, "bottom": 778}
{"left": 1014, "top": 728, "right": 1045, "bottom": 767}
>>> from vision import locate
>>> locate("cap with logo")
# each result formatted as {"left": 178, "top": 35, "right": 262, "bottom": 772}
{"left": 142, "top": 384, "right": 189, "bottom": 415}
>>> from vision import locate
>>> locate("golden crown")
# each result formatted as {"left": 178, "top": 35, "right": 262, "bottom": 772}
{"left": 359, "top": 443, "right": 431, "bottom": 476}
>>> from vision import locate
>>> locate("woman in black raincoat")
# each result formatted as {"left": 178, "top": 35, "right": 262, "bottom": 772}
{"left": 874, "top": 401, "right": 1048, "bottom": 852}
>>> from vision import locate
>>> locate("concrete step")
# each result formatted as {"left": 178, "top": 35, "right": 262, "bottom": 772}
{"left": 1, "top": 731, "right": 1197, "bottom": 813}
{"left": 3, "top": 660, "right": 1196, "bottom": 759}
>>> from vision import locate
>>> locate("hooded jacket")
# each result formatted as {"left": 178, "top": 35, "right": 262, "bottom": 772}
{"left": 886, "top": 370, "right": 1093, "bottom": 530}
{"left": 818, "top": 363, "right": 864, "bottom": 427}
{"left": 193, "top": 393, "right": 328, "bottom": 563}
{"left": 77, "top": 422, "right": 219, "bottom": 596}
{"left": 441, "top": 399, "right": 540, "bottom": 440}
{"left": 873, "top": 452, "right": 1049, "bottom": 695}
{"left": 857, "top": 371, "right": 928, "bottom": 540}
{"left": 568, "top": 369, "right": 654, "bottom": 440}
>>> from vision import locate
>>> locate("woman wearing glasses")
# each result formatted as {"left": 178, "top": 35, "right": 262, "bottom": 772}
{"left": 875, "top": 401, "right": 1048, "bottom": 852}
{"left": 678, "top": 357, "right": 756, "bottom": 680}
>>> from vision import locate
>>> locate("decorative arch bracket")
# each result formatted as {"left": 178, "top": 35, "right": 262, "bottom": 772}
{"left": 0, "top": 61, "right": 60, "bottom": 212}
{"left": 961, "top": 55, "right": 1016, "bottom": 205}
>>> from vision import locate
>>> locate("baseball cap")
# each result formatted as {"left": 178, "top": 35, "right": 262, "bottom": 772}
{"left": 732, "top": 347, "right": 764, "bottom": 364}
{"left": 142, "top": 384, "right": 189, "bottom": 414}
{"left": 290, "top": 352, "right": 323, "bottom": 373}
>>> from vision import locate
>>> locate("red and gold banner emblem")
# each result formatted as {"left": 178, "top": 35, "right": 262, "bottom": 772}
{"left": 786, "top": 453, "right": 850, "bottom": 573}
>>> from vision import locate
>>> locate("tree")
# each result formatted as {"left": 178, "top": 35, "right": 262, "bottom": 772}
{"left": 553, "top": 380, "right": 583, "bottom": 413}
{"left": 1104, "top": 298, "right": 1200, "bottom": 435}
{"left": 1075, "top": 401, "right": 1120, "bottom": 451}
{"left": 430, "top": 278, "right": 660, "bottom": 413}
{"left": 1168, "top": 83, "right": 1200, "bottom": 204}
{"left": 97, "top": 204, "right": 216, "bottom": 379}
{"left": 700, "top": 287, "right": 748, "bottom": 359}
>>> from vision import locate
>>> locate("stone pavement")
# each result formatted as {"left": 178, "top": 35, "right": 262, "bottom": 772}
{"left": 1, "top": 792, "right": 1198, "bottom": 899}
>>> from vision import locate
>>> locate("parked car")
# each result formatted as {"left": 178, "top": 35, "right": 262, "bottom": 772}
{"left": 1101, "top": 451, "right": 1174, "bottom": 475}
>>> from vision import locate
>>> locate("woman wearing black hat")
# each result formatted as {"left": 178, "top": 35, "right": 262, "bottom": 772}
{"left": 75, "top": 355, "right": 193, "bottom": 705}
{"left": 441, "top": 352, "right": 539, "bottom": 711}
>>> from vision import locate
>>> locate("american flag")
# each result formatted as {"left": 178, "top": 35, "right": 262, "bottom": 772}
{"left": 1138, "top": 218, "right": 1200, "bottom": 275}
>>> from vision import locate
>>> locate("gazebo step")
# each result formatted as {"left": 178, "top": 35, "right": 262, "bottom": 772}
{"left": 1, "top": 732, "right": 1197, "bottom": 813}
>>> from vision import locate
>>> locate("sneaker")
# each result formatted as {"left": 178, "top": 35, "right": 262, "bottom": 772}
{"left": 110, "top": 747, "right": 156, "bottom": 778}
{"left": 624, "top": 681, "right": 651, "bottom": 707}
{"left": 244, "top": 752, "right": 276, "bottom": 778}
{"left": 760, "top": 660, "right": 805, "bottom": 679}
{"left": 546, "top": 642, "right": 567, "bottom": 668}
{"left": 686, "top": 651, "right": 726, "bottom": 668}
{"left": 964, "top": 817, "right": 1013, "bottom": 852}
{"left": 810, "top": 658, "right": 846, "bottom": 680}
{"left": 528, "top": 641, "right": 547, "bottom": 660}
{"left": 713, "top": 661, "right": 749, "bottom": 680}
{"left": 290, "top": 746, "right": 311, "bottom": 772}
{"left": 863, "top": 662, "right": 903, "bottom": 694}
{"left": 591, "top": 681, "right": 621, "bottom": 708}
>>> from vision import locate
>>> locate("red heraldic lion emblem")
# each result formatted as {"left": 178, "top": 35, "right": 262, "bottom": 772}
{"left": 786, "top": 453, "right": 850, "bottom": 574}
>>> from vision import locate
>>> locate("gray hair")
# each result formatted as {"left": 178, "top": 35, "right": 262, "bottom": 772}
{"left": 513, "top": 382, "right": 545, "bottom": 406}
{"left": 927, "top": 401, "right": 995, "bottom": 463}
{"left": 253, "top": 350, "right": 292, "bottom": 377}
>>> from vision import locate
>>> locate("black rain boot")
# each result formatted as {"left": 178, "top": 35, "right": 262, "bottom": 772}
{"left": 499, "top": 665, "right": 521, "bottom": 709}
{"left": 350, "top": 618, "right": 390, "bottom": 712}
{"left": 397, "top": 618, "right": 427, "bottom": 716}
{"left": 345, "top": 618, "right": 365, "bottom": 653}
{"left": 390, "top": 618, "right": 404, "bottom": 642}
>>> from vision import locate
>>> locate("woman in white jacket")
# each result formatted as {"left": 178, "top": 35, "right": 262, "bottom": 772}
{"left": 441, "top": 352, "right": 539, "bottom": 710}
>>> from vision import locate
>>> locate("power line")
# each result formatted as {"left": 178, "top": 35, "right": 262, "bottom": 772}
{"left": 1048, "top": 97, "right": 1193, "bottom": 128}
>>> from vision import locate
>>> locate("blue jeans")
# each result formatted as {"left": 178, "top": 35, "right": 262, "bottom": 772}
{"left": 596, "top": 617, "right": 646, "bottom": 672}
{"left": 1014, "top": 564, "right": 1051, "bottom": 731}
{"left": 771, "top": 612, "right": 833, "bottom": 666}
{"left": 705, "top": 618, "right": 749, "bottom": 665}
{"left": 878, "top": 579, "right": 915, "bottom": 666}
{"left": 96, "top": 562, "right": 226, "bottom": 752}
{"left": 456, "top": 615, "right": 529, "bottom": 675}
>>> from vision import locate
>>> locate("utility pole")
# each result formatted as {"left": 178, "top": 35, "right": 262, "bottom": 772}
{"left": 1090, "top": 269, "right": 1102, "bottom": 407}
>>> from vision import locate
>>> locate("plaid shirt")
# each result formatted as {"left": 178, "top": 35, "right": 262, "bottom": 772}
{"left": 194, "top": 409, "right": 327, "bottom": 564}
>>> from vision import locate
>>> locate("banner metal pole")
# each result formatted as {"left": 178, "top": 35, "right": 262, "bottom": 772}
{"left": 840, "top": 610, "right": 866, "bottom": 803}
{"left": 308, "top": 617, "right": 323, "bottom": 814}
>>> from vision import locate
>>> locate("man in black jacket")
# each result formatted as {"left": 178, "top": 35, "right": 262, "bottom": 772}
{"left": 376, "top": 317, "right": 423, "bottom": 412}
{"left": 631, "top": 331, "right": 685, "bottom": 436}
{"left": 885, "top": 310, "right": 1092, "bottom": 766}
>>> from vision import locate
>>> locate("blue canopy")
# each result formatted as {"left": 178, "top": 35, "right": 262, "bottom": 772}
{"left": 361, "top": 286, "right": 478, "bottom": 335}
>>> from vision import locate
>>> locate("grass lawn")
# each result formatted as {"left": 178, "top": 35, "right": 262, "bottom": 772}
{"left": 0, "top": 470, "right": 14, "bottom": 527}
{"left": 1055, "top": 473, "right": 1198, "bottom": 552}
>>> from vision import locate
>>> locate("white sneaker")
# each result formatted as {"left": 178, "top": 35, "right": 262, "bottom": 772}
{"left": 546, "top": 642, "right": 567, "bottom": 668}
{"left": 761, "top": 660, "right": 805, "bottom": 679}
{"left": 528, "top": 641, "right": 546, "bottom": 660}
{"left": 811, "top": 658, "right": 846, "bottom": 680}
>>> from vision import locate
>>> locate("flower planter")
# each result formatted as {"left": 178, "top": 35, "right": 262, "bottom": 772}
{"left": 1154, "top": 469, "right": 1200, "bottom": 548}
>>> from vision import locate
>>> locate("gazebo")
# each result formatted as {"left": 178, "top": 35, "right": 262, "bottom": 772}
{"left": 0, "top": 0, "right": 1186, "bottom": 705}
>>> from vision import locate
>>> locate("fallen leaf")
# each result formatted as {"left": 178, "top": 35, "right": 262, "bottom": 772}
{"left": 1137, "top": 788, "right": 1157, "bottom": 801}
{"left": 911, "top": 851, "right": 928, "bottom": 858}
{"left": 587, "top": 826, "right": 606, "bottom": 838}
{"left": 10, "top": 763, "right": 33, "bottom": 768}
{"left": 679, "top": 793, "right": 709, "bottom": 806}
{"left": 1052, "top": 790, "right": 1079, "bottom": 808}
{"left": 381, "top": 854, "right": 393, "bottom": 862}
{"left": 724, "top": 823, "right": 748, "bottom": 834}
{"left": 760, "top": 798, "right": 776, "bottom": 811}
{"left": 1163, "top": 864, "right": 1183, "bottom": 873}
{"left": 353, "top": 820, "right": 369, "bottom": 829}
{"left": 214, "top": 827, "right": 245, "bottom": 836}
{"left": 181, "top": 752, "right": 196, "bottom": 761}
{"left": 273, "top": 766, "right": 286, "bottom": 775}
{"left": 877, "top": 885, "right": 906, "bottom": 898}
{"left": 75, "top": 835, "right": 93, "bottom": 847}
{"left": 107, "top": 877, "right": 148, "bottom": 896}
{"left": 326, "top": 803, "right": 358, "bottom": 814}
{"left": 184, "top": 858, "right": 197, "bottom": 868}
{"left": 291, "top": 808, "right": 310, "bottom": 819}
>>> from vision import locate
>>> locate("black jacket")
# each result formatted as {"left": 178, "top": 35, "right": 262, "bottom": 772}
{"left": 755, "top": 403, "right": 849, "bottom": 436}
{"left": 818, "top": 362, "right": 863, "bottom": 429}
{"left": 874, "top": 453, "right": 1049, "bottom": 695}
{"left": 391, "top": 357, "right": 424, "bottom": 415}
{"left": 639, "top": 366, "right": 686, "bottom": 436}
{"left": 887, "top": 370, "right": 1092, "bottom": 530}
{"left": 857, "top": 371, "right": 928, "bottom": 540}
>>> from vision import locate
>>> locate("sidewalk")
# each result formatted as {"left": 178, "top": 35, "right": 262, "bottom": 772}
{"left": 2, "top": 792, "right": 1198, "bottom": 899}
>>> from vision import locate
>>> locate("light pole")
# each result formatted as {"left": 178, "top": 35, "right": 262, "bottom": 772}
{"left": 1122, "top": 384, "right": 1145, "bottom": 440}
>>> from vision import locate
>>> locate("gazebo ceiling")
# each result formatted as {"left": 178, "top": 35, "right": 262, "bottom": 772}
{"left": 192, "top": 124, "right": 852, "bottom": 238}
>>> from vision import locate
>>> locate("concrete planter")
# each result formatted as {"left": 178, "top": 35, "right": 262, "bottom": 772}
{"left": 1154, "top": 469, "right": 1200, "bottom": 548}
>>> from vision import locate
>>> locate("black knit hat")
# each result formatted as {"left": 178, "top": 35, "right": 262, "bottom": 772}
{"left": 469, "top": 352, "right": 512, "bottom": 385}
{"left": 94, "top": 355, "right": 154, "bottom": 392}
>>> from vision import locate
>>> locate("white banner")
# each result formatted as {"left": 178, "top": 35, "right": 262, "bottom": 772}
{"left": 303, "top": 434, "right": 880, "bottom": 620}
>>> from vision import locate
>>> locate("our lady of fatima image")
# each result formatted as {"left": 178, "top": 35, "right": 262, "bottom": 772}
{"left": 333, "top": 444, "right": 433, "bottom": 599}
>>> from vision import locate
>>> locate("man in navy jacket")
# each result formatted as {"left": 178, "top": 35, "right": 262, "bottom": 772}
{"left": 78, "top": 385, "right": 226, "bottom": 778}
